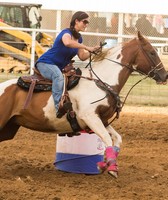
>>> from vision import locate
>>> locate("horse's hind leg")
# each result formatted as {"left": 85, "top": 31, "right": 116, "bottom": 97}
{"left": 0, "top": 118, "right": 20, "bottom": 142}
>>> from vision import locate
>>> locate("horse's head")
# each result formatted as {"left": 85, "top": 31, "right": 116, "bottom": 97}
{"left": 129, "top": 31, "right": 167, "bottom": 84}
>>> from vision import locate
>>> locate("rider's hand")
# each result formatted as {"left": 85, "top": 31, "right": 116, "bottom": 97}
{"left": 85, "top": 45, "right": 101, "bottom": 53}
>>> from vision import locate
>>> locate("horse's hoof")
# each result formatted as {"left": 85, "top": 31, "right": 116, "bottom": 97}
{"left": 97, "top": 166, "right": 105, "bottom": 174}
{"left": 97, "top": 161, "right": 107, "bottom": 173}
{"left": 108, "top": 170, "right": 118, "bottom": 178}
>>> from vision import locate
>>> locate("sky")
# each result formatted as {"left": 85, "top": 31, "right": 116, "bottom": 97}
{"left": 1, "top": 0, "right": 168, "bottom": 15}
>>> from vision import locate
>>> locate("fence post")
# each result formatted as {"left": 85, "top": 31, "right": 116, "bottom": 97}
{"left": 118, "top": 13, "right": 124, "bottom": 43}
{"left": 30, "top": 30, "right": 36, "bottom": 75}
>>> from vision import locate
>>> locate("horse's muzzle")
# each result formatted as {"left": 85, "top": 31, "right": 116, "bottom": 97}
{"left": 154, "top": 72, "right": 168, "bottom": 84}
{"left": 152, "top": 70, "right": 168, "bottom": 84}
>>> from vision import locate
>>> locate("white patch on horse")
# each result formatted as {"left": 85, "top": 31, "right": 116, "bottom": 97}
{"left": 42, "top": 95, "right": 72, "bottom": 131}
{"left": 95, "top": 47, "right": 123, "bottom": 86}
{"left": 43, "top": 95, "right": 56, "bottom": 120}
{"left": 0, "top": 79, "right": 17, "bottom": 96}
{"left": 133, "top": 64, "right": 138, "bottom": 70}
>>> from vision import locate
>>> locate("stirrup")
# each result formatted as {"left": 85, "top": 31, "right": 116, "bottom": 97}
{"left": 56, "top": 110, "right": 65, "bottom": 118}
{"left": 66, "top": 111, "right": 81, "bottom": 132}
{"left": 56, "top": 101, "right": 73, "bottom": 118}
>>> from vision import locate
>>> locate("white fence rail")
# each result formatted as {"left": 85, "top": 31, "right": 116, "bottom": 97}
{"left": 1, "top": 26, "right": 168, "bottom": 74}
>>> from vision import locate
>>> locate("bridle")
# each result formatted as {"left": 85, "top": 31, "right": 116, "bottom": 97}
{"left": 137, "top": 41, "right": 164, "bottom": 80}
{"left": 102, "top": 40, "right": 163, "bottom": 79}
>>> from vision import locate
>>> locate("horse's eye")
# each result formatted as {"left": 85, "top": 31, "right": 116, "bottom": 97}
{"left": 150, "top": 51, "right": 156, "bottom": 56}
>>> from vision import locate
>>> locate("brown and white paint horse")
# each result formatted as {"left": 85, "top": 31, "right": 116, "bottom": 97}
{"left": 0, "top": 32, "right": 167, "bottom": 178}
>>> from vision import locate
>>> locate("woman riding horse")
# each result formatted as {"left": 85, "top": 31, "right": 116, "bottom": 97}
{"left": 36, "top": 11, "right": 100, "bottom": 118}
{"left": 0, "top": 32, "right": 167, "bottom": 178}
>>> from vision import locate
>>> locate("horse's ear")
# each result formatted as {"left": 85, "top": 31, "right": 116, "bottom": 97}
{"left": 137, "top": 31, "right": 145, "bottom": 41}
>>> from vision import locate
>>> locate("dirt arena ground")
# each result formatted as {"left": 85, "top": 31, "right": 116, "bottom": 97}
{"left": 0, "top": 106, "right": 168, "bottom": 200}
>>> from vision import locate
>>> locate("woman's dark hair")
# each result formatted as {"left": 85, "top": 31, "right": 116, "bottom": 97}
{"left": 69, "top": 11, "right": 89, "bottom": 39}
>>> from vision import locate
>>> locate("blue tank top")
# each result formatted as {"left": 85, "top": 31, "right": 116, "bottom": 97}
{"left": 36, "top": 28, "right": 83, "bottom": 71}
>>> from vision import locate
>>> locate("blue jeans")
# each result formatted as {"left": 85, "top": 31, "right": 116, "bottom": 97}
{"left": 36, "top": 62, "right": 64, "bottom": 111}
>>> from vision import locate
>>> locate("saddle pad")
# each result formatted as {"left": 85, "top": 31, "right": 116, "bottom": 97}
{"left": 17, "top": 77, "right": 52, "bottom": 92}
{"left": 17, "top": 67, "right": 82, "bottom": 92}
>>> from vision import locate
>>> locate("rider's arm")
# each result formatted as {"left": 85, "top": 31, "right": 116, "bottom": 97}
{"left": 62, "top": 33, "right": 99, "bottom": 61}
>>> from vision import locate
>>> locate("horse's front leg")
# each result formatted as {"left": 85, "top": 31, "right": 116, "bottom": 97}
{"left": 79, "top": 113, "right": 119, "bottom": 178}
{"left": 96, "top": 124, "right": 122, "bottom": 177}
{"left": 101, "top": 125, "right": 122, "bottom": 177}
{"left": 106, "top": 125, "right": 122, "bottom": 147}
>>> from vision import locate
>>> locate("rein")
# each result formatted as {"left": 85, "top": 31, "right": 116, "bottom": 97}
{"left": 84, "top": 52, "right": 122, "bottom": 123}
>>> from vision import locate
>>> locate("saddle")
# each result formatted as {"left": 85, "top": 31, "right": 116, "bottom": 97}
{"left": 17, "top": 64, "right": 82, "bottom": 133}
{"left": 17, "top": 66, "right": 81, "bottom": 92}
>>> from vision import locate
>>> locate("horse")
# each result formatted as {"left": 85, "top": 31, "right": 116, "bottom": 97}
{"left": 0, "top": 31, "right": 167, "bottom": 178}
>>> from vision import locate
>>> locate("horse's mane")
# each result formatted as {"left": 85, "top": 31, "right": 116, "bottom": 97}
{"left": 92, "top": 37, "right": 137, "bottom": 62}
{"left": 92, "top": 48, "right": 112, "bottom": 62}
{"left": 92, "top": 34, "right": 150, "bottom": 62}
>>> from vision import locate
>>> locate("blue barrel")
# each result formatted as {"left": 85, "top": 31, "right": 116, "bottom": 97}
{"left": 54, "top": 132, "right": 105, "bottom": 174}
